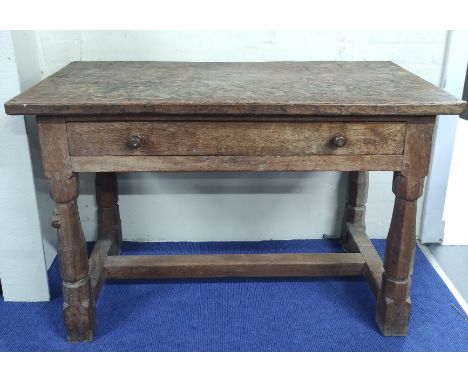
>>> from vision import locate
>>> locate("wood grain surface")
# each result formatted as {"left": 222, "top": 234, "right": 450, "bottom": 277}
{"left": 67, "top": 121, "right": 406, "bottom": 156}
{"left": 5, "top": 61, "right": 466, "bottom": 116}
{"left": 70, "top": 154, "right": 403, "bottom": 172}
{"left": 104, "top": 253, "right": 366, "bottom": 279}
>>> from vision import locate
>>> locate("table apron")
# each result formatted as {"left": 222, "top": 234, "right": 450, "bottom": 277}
{"left": 65, "top": 120, "right": 407, "bottom": 172}
{"left": 69, "top": 154, "right": 402, "bottom": 172}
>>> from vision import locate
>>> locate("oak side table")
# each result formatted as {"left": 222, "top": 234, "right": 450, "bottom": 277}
{"left": 5, "top": 61, "right": 466, "bottom": 342}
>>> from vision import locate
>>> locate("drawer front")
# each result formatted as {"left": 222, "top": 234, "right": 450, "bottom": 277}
{"left": 67, "top": 121, "right": 406, "bottom": 156}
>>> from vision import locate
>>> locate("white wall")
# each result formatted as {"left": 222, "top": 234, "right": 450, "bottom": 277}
{"left": 443, "top": 119, "right": 468, "bottom": 245}
{"left": 420, "top": 30, "right": 468, "bottom": 244}
{"left": 0, "top": 31, "right": 49, "bottom": 301}
{"left": 11, "top": 31, "right": 448, "bottom": 251}
{"left": 11, "top": 31, "right": 57, "bottom": 270}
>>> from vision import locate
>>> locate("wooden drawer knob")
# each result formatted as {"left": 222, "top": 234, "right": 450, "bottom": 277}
{"left": 129, "top": 135, "right": 142, "bottom": 148}
{"left": 332, "top": 134, "right": 346, "bottom": 147}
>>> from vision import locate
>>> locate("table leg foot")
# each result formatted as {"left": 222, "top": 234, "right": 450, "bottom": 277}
{"left": 376, "top": 275, "right": 411, "bottom": 336}
{"left": 63, "top": 277, "right": 96, "bottom": 342}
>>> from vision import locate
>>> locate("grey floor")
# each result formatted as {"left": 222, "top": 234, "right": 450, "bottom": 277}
{"left": 425, "top": 244, "right": 468, "bottom": 303}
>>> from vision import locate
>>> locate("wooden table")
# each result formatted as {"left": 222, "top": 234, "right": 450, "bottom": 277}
{"left": 5, "top": 61, "right": 466, "bottom": 342}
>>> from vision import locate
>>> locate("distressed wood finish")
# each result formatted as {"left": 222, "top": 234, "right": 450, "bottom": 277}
{"left": 95, "top": 172, "right": 122, "bottom": 255}
{"left": 5, "top": 61, "right": 466, "bottom": 116}
{"left": 341, "top": 171, "right": 369, "bottom": 250}
{"left": 5, "top": 61, "right": 466, "bottom": 342}
{"left": 37, "top": 119, "right": 96, "bottom": 342}
{"left": 71, "top": 155, "right": 404, "bottom": 173}
{"left": 346, "top": 224, "right": 384, "bottom": 298}
{"left": 89, "top": 235, "right": 113, "bottom": 301}
{"left": 105, "top": 253, "right": 366, "bottom": 279}
{"left": 341, "top": 171, "right": 384, "bottom": 297}
{"left": 63, "top": 114, "right": 438, "bottom": 123}
{"left": 376, "top": 122, "right": 435, "bottom": 336}
{"left": 67, "top": 121, "right": 406, "bottom": 156}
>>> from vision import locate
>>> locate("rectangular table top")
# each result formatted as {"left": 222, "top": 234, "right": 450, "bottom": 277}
{"left": 4, "top": 61, "right": 466, "bottom": 116}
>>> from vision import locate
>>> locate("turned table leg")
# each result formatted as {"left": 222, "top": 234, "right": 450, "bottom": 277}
{"left": 341, "top": 171, "right": 369, "bottom": 250}
{"left": 38, "top": 118, "right": 96, "bottom": 342}
{"left": 50, "top": 175, "right": 96, "bottom": 341}
{"left": 376, "top": 122, "right": 434, "bottom": 336}
{"left": 96, "top": 172, "right": 122, "bottom": 255}
{"left": 375, "top": 172, "right": 422, "bottom": 335}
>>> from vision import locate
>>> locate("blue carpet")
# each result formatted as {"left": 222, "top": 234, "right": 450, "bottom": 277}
{"left": 0, "top": 239, "right": 467, "bottom": 351}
